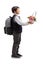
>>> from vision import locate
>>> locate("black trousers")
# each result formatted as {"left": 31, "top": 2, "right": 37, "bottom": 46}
{"left": 12, "top": 31, "right": 21, "bottom": 55}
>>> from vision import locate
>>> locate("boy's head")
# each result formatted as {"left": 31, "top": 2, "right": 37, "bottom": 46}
{"left": 11, "top": 6, "right": 20, "bottom": 14}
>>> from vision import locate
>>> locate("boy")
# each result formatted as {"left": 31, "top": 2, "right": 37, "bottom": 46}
{"left": 11, "top": 6, "right": 34, "bottom": 58}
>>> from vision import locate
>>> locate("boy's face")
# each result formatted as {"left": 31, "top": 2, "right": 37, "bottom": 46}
{"left": 15, "top": 8, "right": 20, "bottom": 14}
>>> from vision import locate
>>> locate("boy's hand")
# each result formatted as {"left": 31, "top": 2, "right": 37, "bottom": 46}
{"left": 27, "top": 16, "right": 36, "bottom": 24}
{"left": 28, "top": 19, "right": 34, "bottom": 24}
{"left": 28, "top": 16, "right": 36, "bottom": 21}
{"left": 28, "top": 22, "right": 34, "bottom": 24}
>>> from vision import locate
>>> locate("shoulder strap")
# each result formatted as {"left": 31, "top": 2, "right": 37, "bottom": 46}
{"left": 12, "top": 15, "right": 16, "bottom": 18}
{"left": 11, "top": 15, "right": 16, "bottom": 21}
{"left": 11, "top": 15, "right": 16, "bottom": 26}
{"left": 12, "top": 15, "right": 16, "bottom": 23}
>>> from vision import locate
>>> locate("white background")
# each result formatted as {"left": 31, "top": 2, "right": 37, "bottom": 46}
{"left": 0, "top": 0, "right": 43, "bottom": 65}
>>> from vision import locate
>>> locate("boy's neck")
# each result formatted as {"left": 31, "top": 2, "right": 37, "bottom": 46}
{"left": 14, "top": 13, "right": 19, "bottom": 16}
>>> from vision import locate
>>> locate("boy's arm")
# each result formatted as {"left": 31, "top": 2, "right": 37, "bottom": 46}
{"left": 14, "top": 16, "right": 29, "bottom": 26}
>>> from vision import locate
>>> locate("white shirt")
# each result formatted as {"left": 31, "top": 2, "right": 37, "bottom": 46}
{"left": 13, "top": 14, "right": 29, "bottom": 26}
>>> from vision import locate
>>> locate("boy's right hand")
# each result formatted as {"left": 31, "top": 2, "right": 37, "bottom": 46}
{"left": 28, "top": 22, "right": 33, "bottom": 24}
{"left": 28, "top": 20, "right": 34, "bottom": 24}
{"left": 27, "top": 16, "right": 36, "bottom": 24}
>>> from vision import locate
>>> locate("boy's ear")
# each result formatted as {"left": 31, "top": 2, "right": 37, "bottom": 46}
{"left": 14, "top": 11, "right": 15, "bottom": 13}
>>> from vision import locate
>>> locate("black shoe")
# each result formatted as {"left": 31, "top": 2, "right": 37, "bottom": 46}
{"left": 17, "top": 53, "right": 22, "bottom": 57}
{"left": 11, "top": 54, "right": 21, "bottom": 58}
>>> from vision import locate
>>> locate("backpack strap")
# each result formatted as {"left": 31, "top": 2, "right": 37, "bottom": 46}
{"left": 11, "top": 15, "right": 16, "bottom": 22}
{"left": 13, "top": 15, "right": 16, "bottom": 19}
{"left": 11, "top": 15, "right": 16, "bottom": 27}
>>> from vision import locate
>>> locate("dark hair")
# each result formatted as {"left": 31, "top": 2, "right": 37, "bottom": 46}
{"left": 11, "top": 6, "right": 19, "bottom": 13}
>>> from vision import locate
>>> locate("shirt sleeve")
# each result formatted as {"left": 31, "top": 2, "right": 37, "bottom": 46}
{"left": 14, "top": 16, "right": 29, "bottom": 26}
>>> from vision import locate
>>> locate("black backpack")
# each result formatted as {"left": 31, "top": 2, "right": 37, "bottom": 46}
{"left": 4, "top": 15, "right": 15, "bottom": 35}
